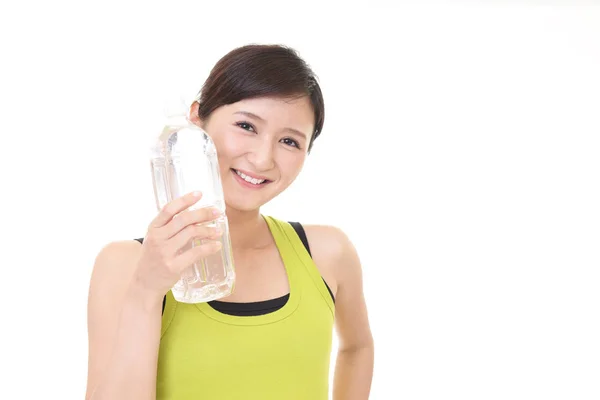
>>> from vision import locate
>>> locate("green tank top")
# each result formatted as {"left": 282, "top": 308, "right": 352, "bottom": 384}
{"left": 156, "top": 216, "right": 336, "bottom": 399}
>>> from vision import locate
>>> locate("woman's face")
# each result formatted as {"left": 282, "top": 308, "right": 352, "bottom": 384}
{"left": 189, "top": 96, "right": 315, "bottom": 212}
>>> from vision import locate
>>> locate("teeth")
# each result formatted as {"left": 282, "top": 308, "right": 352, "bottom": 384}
{"left": 235, "top": 170, "right": 265, "bottom": 185}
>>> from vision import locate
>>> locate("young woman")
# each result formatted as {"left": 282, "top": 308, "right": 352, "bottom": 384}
{"left": 86, "top": 44, "right": 374, "bottom": 400}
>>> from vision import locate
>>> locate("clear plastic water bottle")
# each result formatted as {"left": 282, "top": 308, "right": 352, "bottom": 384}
{"left": 149, "top": 106, "right": 235, "bottom": 303}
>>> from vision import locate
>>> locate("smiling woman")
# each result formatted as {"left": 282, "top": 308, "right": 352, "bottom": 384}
{"left": 86, "top": 44, "right": 374, "bottom": 400}
{"left": 189, "top": 96, "right": 315, "bottom": 213}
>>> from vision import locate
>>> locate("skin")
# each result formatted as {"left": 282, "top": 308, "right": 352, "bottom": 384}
{"left": 86, "top": 95, "right": 374, "bottom": 399}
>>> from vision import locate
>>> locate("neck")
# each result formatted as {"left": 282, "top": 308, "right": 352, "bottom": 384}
{"left": 225, "top": 206, "right": 267, "bottom": 249}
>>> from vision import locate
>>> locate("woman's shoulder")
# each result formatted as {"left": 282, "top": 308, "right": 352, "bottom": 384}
{"left": 302, "top": 224, "right": 361, "bottom": 291}
{"left": 89, "top": 240, "right": 143, "bottom": 298}
{"left": 303, "top": 224, "right": 354, "bottom": 254}
{"left": 93, "top": 240, "right": 143, "bottom": 274}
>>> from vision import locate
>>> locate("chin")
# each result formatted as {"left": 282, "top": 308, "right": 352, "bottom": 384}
{"left": 224, "top": 194, "right": 269, "bottom": 213}
{"left": 222, "top": 183, "right": 277, "bottom": 212}
{"left": 220, "top": 168, "right": 290, "bottom": 212}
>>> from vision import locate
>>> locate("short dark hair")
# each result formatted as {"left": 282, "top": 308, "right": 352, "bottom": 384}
{"left": 196, "top": 44, "right": 324, "bottom": 151}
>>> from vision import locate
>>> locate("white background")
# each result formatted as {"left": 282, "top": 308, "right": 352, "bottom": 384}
{"left": 1, "top": 1, "right": 599, "bottom": 399}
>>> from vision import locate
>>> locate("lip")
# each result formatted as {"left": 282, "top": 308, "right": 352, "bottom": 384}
{"left": 232, "top": 168, "right": 271, "bottom": 181}
{"left": 231, "top": 169, "right": 271, "bottom": 189}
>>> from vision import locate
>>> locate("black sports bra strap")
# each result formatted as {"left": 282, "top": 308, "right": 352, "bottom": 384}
{"left": 288, "top": 221, "right": 312, "bottom": 257}
{"left": 288, "top": 222, "right": 335, "bottom": 304}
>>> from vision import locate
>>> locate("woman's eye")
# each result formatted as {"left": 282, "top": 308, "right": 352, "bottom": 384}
{"left": 236, "top": 122, "right": 255, "bottom": 132}
{"left": 281, "top": 138, "right": 300, "bottom": 148}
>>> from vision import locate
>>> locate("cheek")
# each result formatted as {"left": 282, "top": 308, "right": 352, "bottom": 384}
{"left": 277, "top": 152, "right": 306, "bottom": 180}
{"left": 212, "top": 130, "right": 248, "bottom": 160}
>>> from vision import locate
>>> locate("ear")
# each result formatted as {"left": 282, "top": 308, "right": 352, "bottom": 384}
{"left": 188, "top": 101, "right": 203, "bottom": 127}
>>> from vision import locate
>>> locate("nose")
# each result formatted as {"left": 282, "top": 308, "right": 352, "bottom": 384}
{"left": 247, "top": 138, "right": 275, "bottom": 172}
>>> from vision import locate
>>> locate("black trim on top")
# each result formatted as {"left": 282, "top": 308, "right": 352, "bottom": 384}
{"left": 209, "top": 293, "right": 290, "bottom": 316}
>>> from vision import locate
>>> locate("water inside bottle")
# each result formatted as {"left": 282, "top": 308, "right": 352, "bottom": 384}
{"left": 150, "top": 124, "right": 235, "bottom": 303}
{"left": 171, "top": 215, "right": 235, "bottom": 303}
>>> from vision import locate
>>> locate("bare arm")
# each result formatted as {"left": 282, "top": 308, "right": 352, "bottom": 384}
{"left": 305, "top": 226, "right": 375, "bottom": 399}
{"left": 86, "top": 192, "right": 223, "bottom": 399}
{"left": 332, "top": 229, "right": 374, "bottom": 399}
{"left": 86, "top": 241, "right": 163, "bottom": 400}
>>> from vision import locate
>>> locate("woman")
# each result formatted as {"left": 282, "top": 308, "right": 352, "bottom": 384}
{"left": 86, "top": 44, "right": 374, "bottom": 400}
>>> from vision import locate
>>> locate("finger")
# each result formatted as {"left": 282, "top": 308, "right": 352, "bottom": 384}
{"left": 164, "top": 205, "right": 222, "bottom": 239}
{"left": 171, "top": 240, "right": 223, "bottom": 273}
{"left": 167, "top": 223, "right": 223, "bottom": 255}
{"left": 150, "top": 191, "right": 203, "bottom": 229}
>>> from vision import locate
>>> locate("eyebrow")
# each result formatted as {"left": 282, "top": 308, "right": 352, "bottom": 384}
{"left": 234, "top": 111, "right": 308, "bottom": 140}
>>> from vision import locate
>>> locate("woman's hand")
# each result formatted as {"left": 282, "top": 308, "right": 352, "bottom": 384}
{"left": 132, "top": 191, "right": 223, "bottom": 300}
